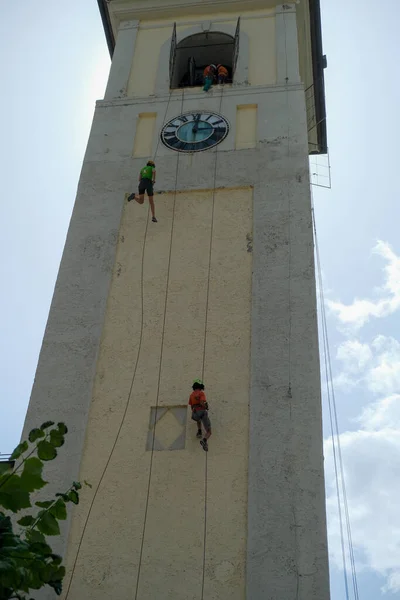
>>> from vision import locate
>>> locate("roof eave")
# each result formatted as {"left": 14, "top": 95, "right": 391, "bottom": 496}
{"left": 97, "top": 0, "right": 115, "bottom": 57}
{"left": 309, "top": 0, "right": 327, "bottom": 154}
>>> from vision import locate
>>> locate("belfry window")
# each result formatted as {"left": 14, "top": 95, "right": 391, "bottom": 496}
{"left": 170, "top": 20, "right": 240, "bottom": 89}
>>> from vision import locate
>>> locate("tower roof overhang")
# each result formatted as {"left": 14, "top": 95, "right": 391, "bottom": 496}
{"left": 97, "top": 0, "right": 327, "bottom": 154}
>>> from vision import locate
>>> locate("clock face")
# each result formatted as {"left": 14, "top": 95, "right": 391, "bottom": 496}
{"left": 161, "top": 112, "right": 229, "bottom": 152}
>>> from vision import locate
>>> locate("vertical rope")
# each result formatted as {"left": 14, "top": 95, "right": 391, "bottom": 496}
{"left": 65, "top": 89, "right": 175, "bottom": 600}
{"left": 134, "top": 89, "right": 185, "bottom": 600}
{"left": 283, "top": 9, "right": 293, "bottom": 401}
{"left": 200, "top": 88, "right": 224, "bottom": 600}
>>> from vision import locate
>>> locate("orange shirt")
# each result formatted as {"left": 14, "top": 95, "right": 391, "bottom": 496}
{"left": 203, "top": 65, "right": 215, "bottom": 78}
{"left": 189, "top": 390, "right": 207, "bottom": 411}
{"left": 217, "top": 65, "right": 228, "bottom": 77}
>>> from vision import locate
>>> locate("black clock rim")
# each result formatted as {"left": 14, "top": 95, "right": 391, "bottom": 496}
{"left": 160, "top": 111, "right": 230, "bottom": 153}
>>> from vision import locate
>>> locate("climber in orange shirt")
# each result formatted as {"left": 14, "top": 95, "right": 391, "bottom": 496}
{"left": 189, "top": 379, "right": 212, "bottom": 451}
{"left": 216, "top": 64, "right": 229, "bottom": 84}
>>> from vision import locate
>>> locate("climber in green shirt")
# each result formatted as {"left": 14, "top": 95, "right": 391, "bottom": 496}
{"left": 128, "top": 160, "right": 157, "bottom": 222}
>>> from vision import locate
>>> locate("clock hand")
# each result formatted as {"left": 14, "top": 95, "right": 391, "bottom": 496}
{"left": 192, "top": 114, "right": 201, "bottom": 134}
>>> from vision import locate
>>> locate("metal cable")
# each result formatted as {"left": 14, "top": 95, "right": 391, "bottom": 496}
{"left": 312, "top": 194, "right": 359, "bottom": 600}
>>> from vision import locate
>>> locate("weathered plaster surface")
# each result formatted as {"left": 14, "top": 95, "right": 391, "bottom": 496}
{"left": 62, "top": 185, "right": 252, "bottom": 600}
{"left": 23, "top": 72, "right": 328, "bottom": 600}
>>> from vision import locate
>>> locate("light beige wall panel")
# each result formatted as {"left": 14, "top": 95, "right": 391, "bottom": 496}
{"left": 133, "top": 112, "right": 157, "bottom": 157}
{"left": 158, "top": 190, "right": 213, "bottom": 402}
{"left": 128, "top": 27, "right": 172, "bottom": 97}
{"left": 63, "top": 188, "right": 252, "bottom": 599}
{"left": 236, "top": 104, "right": 258, "bottom": 150}
{"left": 244, "top": 17, "right": 276, "bottom": 85}
{"left": 136, "top": 451, "right": 205, "bottom": 599}
{"left": 134, "top": 188, "right": 252, "bottom": 599}
{"left": 137, "top": 190, "right": 212, "bottom": 598}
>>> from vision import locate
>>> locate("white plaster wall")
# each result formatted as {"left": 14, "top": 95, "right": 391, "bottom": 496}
{"left": 24, "top": 81, "right": 330, "bottom": 600}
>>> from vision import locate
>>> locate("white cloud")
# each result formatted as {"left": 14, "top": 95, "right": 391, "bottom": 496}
{"left": 336, "top": 340, "right": 373, "bottom": 373}
{"left": 325, "top": 419, "right": 400, "bottom": 593}
{"left": 358, "top": 394, "right": 400, "bottom": 431}
{"left": 326, "top": 332, "right": 400, "bottom": 593}
{"left": 327, "top": 241, "right": 400, "bottom": 330}
{"left": 367, "top": 337, "right": 400, "bottom": 395}
{"left": 333, "top": 336, "right": 400, "bottom": 396}
{"left": 323, "top": 241, "right": 400, "bottom": 591}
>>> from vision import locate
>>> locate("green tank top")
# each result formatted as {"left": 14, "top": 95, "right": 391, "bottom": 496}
{"left": 140, "top": 165, "right": 154, "bottom": 180}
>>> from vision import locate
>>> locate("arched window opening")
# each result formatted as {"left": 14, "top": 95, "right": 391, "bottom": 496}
{"left": 171, "top": 32, "right": 235, "bottom": 89}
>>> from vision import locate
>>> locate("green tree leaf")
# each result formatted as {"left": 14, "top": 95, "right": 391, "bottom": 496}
{"left": 35, "top": 500, "right": 53, "bottom": 509}
{"left": 50, "top": 499, "right": 67, "bottom": 521}
{"left": 0, "top": 461, "right": 14, "bottom": 476}
{"left": 68, "top": 490, "right": 79, "bottom": 505}
{"left": 0, "top": 475, "right": 31, "bottom": 512}
{"left": 49, "top": 431, "right": 64, "bottom": 448}
{"left": 40, "top": 421, "right": 55, "bottom": 430}
{"left": 20, "top": 457, "right": 47, "bottom": 492}
{"left": 28, "top": 428, "right": 45, "bottom": 443}
{"left": 37, "top": 512, "right": 60, "bottom": 536}
{"left": 0, "top": 420, "right": 79, "bottom": 598}
{"left": 55, "top": 493, "right": 69, "bottom": 502}
{"left": 17, "top": 515, "right": 35, "bottom": 527}
{"left": 26, "top": 529, "right": 45, "bottom": 545}
{"left": 29, "top": 542, "right": 52, "bottom": 556}
{"left": 10, "top": 441, "right": 29, "bottom": 461}
{"left": 37, "top": 441, "right": 57, "bottom": 461}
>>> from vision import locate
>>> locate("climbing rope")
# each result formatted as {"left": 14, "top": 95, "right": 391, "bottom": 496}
{"left": 283, "top": 9, "right": 293, "bottom": 402}
{"left": 64, "top": 88, "right": 174, "bottom": 600}
{"left": 199, "top": 86, "right": 225, "bottom": 600}
{"left": 133, "top": 88, "right": 185, "bottom": 600}
{"left": 312, "top": 192, "right": 360, "bottom": 600}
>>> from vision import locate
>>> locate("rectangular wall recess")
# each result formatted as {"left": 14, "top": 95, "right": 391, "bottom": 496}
{"left": 146, "top": 406, "right": 187, "bottom": 451}
{"left": 235, "top": 104, "right": 258, "bottom": 150}
{"left": 133, "top": 112, "right": 157, "bottom": 158}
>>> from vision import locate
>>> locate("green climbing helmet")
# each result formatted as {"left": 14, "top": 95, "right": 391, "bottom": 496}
{"left": 193, "top": 378, "right": 203, "bottom": 385}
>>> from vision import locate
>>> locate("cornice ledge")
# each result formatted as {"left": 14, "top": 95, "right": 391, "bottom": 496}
{"left": 96, "top": 82, "right": 304, "bottom": 108}
{"left": 109, "top": 0, "right": 277, "bottom": 23}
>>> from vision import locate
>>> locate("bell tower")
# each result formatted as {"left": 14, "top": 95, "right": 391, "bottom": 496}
{"left": 22, "top": 1, "right": 329, "bottom": 598}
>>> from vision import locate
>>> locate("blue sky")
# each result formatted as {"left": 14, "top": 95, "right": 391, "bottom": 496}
{"left": 1, "top": 1, "right": 399, "bottom": 598}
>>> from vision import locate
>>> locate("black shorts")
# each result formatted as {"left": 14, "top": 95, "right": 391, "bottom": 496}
{"left": 191, "top": 410, "right": 211, "bottom": 432}
{"left": 138, "top": 178, "right": 154, "bottom": 196}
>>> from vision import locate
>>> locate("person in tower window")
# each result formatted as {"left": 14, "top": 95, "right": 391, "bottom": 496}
{"left": 127, "top": 160, "right": 157, "bottom": 223}
{"left": 203, "top": 64, "right": 216, "bottom": 92}
{"left": 216, "top": 64, "right": 229, "bottom": 84}
{"left": 189, "top": 379, "right": 212, "bottom": 451}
